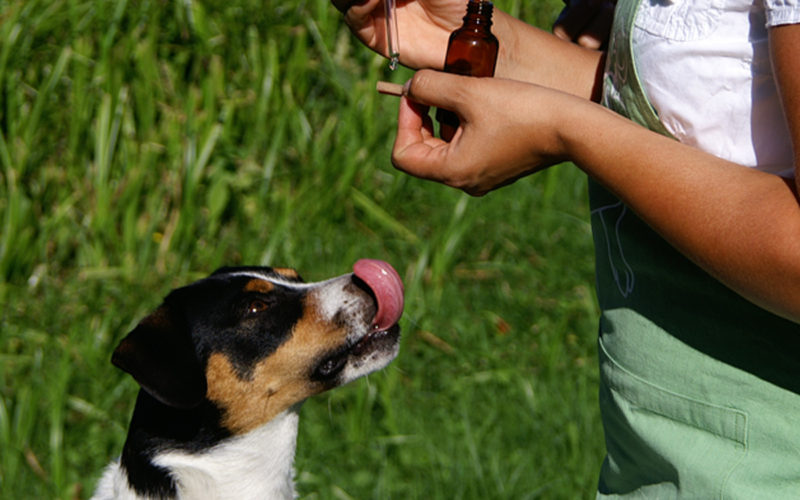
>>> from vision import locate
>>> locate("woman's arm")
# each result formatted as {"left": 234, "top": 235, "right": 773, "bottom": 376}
{"left": 578, "top": 23, "right": 800, "bottom": 321}
{"left": 770, "top": 23, "right": 800, "bottom": 193}
{"left": 564, "top": 96, "right": 800, "bottom": 323}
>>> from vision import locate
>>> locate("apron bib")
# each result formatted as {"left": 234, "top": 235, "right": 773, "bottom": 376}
{"left": 592, "top": 1, "right": 800, "bottom": 498}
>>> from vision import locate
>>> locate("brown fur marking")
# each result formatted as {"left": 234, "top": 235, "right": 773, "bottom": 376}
{"left": 273, "top": 268, "right": 300, "bottom": 280}
{"left": 205, "top": 303, "right": 348, "bottom": 434}
{"left": 243, "top": 279, "right": 275, "bottom": 294}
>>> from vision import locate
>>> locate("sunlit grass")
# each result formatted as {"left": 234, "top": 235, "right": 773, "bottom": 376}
{"left": 0, "top": 0, "right": 602, "bottom": 498}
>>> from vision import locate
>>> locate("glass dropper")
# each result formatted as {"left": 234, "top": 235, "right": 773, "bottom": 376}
{"left": 384, "top": 0, "right": 400, "bottom": 69}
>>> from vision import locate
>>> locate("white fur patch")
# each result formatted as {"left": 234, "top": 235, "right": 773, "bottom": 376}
{"left": 153, "top": 409, "right": 300, "bottom": 500}
{"left": 92, "top": 410, "right": 301, "bottom": 500}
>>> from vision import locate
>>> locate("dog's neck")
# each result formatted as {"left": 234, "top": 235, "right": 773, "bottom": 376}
{"left": 95, "top": 392, "right": 301, "bottom": 500}
{"left": 153, "top": 410, "right": 300, "bottom": 499}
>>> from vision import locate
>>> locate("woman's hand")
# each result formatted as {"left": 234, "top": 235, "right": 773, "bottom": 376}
{"left": 553, "top": 0, "right": 616, "bottom": 49}
{"left": 331, "top": 0, "right": 466, "bottom": 69}
{"left": 391, "top": 70, "right": 580, "bottom": 195}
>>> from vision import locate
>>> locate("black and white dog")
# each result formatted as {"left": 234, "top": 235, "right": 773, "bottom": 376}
{"left": 92, "top": 259, "right": 404, "bottom": 499}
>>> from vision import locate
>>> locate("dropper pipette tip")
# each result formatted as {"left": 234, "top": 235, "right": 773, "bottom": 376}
{"left": 384, "top": 0, "right": 399, "bottom": 70}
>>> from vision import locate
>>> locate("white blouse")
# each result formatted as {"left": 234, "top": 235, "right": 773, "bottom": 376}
{"left": 632, "top": 0, "right": 800, "bottom": 178}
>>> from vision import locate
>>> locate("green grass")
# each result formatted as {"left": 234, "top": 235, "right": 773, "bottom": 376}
{"left": 0, "top": 0, "right": 603, "bottom": 498}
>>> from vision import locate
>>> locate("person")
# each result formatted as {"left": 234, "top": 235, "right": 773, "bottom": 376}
{"left": 552, "top": 0, "right": 616, "bottom": 50}
{"left": 332, "top": 0, "right": 800, "bottom": 496}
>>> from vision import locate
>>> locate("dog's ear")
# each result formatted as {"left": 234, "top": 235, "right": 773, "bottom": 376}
{"left": 112, "top": 304, "right": 207, "bottom": 409}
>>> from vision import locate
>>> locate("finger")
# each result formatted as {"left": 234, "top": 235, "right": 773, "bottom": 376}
{"left": 404, "top": 70, "right": 471, "bottom": 116}
{"left": 576, "top": 2, "right": 615, "bottom": 49}
{"left": 392, "top": 96, "right": 450, "bottom": 181}
{"left": 553, "top": 7, "right": 591, "bottom": 42}
{"left": 396, "top": 93, "right": 435, "bottom": 142}
{"left": 552, "top": 1, "right": 604, "bottom": 44}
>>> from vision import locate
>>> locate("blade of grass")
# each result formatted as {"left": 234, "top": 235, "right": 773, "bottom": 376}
{"left": 349, "top": 187, "right": 419, "bottom": 244}
{"left": 21, "top": 46, "right": 72, "bottom": 174}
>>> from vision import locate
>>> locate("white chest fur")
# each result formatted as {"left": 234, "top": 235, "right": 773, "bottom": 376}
{"left": 92, "top": 410, "right": 300, "bottom": 500}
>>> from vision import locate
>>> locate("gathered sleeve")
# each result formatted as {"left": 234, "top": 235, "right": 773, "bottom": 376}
{"left": 765, "top": 0, "right": 800, "bottom": 27}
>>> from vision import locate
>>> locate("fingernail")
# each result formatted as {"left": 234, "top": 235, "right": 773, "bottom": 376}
{"left": 402, "top": 79, "right": 411, "bottom": 96}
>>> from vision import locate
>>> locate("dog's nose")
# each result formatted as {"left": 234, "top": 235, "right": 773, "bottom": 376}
{"left": 352, "top": 259, "right": 404, "bottom": 331}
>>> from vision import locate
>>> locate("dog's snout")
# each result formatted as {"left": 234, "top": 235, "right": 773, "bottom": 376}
{"left": 349, "top": 275, "right": 378, "bottom": 313}
{"left": 334, "top": 276, "right": 377, "bottom": 327}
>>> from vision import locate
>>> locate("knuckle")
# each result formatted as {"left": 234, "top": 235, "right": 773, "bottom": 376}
{"left": 408, "top": 70, "right": 434, "bottom": 100}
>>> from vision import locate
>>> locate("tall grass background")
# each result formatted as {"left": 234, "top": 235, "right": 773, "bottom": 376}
{"left": 0, "top": 0, "right": 603, "bottom": 497}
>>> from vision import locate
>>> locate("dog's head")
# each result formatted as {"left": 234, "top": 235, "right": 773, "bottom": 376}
{"left": 111, "top": 259, "right": 404, "bottom": 434}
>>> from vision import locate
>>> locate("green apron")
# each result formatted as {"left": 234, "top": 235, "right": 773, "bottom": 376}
{"left": 592, "top": 1, "right": 800, "bottom": 498}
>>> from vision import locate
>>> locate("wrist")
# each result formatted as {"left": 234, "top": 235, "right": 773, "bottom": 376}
{"left": 556, "top": 98, "right": 622, "bottom": 173}
{"left": 492, "top": 10, "right": 607, "bottom": 100}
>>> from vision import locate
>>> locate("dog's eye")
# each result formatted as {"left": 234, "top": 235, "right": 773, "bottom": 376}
{"left": 246, "top": 299, "right": 269, "bottom": 316}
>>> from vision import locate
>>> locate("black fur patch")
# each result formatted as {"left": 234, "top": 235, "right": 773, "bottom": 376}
{"left": 171, "top": 271, "right": 306, "bottom": 378}
{"left": 121, "top": 392, "right": 230, "bottom": 497}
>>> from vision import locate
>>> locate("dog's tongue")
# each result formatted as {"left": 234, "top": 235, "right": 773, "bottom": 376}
{"left": 353, "top": 259, "right": 404, "bottom": 331}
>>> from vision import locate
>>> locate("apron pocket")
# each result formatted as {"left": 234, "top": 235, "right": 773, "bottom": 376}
{"left": 597, "top": 337, "right": 747, "bottom": 499}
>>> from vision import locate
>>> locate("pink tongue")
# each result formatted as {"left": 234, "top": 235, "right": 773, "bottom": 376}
{"left": 353, "top": 259, "right": 404, "bottom": 331}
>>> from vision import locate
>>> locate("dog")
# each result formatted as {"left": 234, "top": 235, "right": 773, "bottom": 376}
{"left": 92, "top": 259, "right": 404, "bottom": 499}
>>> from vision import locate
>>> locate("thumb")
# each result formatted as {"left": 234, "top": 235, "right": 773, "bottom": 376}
{"left": 404, "top": 69, "right": 471, "bottom": 113}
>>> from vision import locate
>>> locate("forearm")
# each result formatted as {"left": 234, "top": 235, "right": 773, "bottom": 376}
{"left": 493, "top": 10, "right": 606, "bottom": 101}
{"left": 565, "top": 103, "right": 800, "bottom": 323}
{"left": 770, "top": 24, "right": 800, "bottom": 193}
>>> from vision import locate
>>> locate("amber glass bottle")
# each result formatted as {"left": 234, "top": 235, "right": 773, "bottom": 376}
{"left": 436, "top": 0, "right": 499, "bottom": 141}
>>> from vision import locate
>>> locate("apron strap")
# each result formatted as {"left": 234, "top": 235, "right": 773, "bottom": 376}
{"left": 602, "top": 0, "right": 673, "bottom": 138}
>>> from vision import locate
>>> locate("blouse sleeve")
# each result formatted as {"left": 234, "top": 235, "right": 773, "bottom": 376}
{"left": 765, "top": 0, "right": 800, "bottom": 27}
